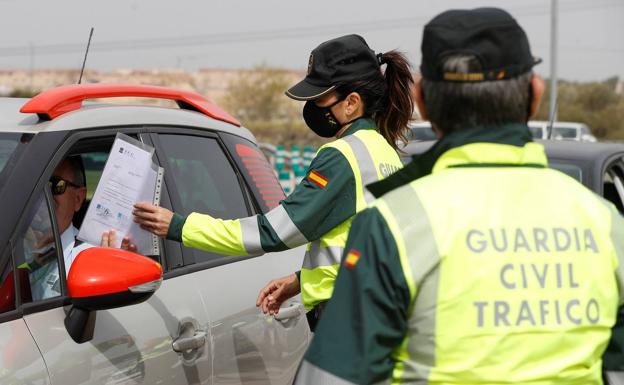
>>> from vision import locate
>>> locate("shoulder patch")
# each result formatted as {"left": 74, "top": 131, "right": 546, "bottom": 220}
{"left": 344, "top": 249, "right": 361, "bottom": 269}
{"left": 308, "top": 169, "right": 329, "bottom": 188}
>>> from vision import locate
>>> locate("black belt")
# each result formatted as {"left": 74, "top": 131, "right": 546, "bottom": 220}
{"left": 306, "top": 301, "right": 327, "bottom": 332}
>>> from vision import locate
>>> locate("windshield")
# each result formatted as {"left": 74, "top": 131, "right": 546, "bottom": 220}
{"left": 0, "top": 133, "right": 30, "bottom": 189}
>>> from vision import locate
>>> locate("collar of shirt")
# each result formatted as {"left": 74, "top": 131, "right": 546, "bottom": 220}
{"left": 61, "top": 225, "right": 93, "bottom": 276}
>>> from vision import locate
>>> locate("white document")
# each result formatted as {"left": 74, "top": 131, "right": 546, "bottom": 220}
{"left": 78, "top": 133, "right": 164, "bottom": 255}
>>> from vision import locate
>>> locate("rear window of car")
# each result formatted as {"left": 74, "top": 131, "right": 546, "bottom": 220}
{"left": 221, "top": 133, "right": 285, "bottom": 213}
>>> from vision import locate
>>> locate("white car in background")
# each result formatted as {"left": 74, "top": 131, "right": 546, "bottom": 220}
{"left": 408, "top": 120, "right": 597, "bottom": 142}
{"left": 528, "top": 120, "right": 598, "bottom": 142}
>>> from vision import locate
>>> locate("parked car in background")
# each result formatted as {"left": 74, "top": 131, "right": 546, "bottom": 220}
{"left": 409, "top": 120, "right": 597, "bottom": 143}
{"left": 527, "top": 121, "right": 549, "bottom": 140}
{"left": 528, "top": 120, "right": 597, "bottom": 142}
{"left": 407, "top": 121, "right": 437, "bottom": 142}
{"left": 0, "top": 84, "right": 309, "bottom": 385}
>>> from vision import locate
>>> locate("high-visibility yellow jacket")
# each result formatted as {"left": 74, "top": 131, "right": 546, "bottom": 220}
{"left": 167, "top": 117, "right": 402, "bottom": 310}
{"left": 297, "top": 123, "right": 624, "bottom": 385}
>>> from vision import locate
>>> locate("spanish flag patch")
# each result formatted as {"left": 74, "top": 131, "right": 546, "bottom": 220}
{"left": 308, "top": 170, "right": 328, "bottom": 188}
{"left": 344, "top": 249, "right": 361, "bottom": 269}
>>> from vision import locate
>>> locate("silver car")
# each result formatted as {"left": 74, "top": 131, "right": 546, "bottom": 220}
{"left": 0, "top": 84, "right": 309, "bottom": 385}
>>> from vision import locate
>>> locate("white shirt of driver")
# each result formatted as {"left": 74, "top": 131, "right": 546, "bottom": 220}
{"left": 62, "top": 225, "right": 93, "bottom": 275}
{"left": 29, "top": 225, "right": 93, "bottom": 301}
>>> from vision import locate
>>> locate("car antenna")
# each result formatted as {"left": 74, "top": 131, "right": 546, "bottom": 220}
{"left": 546, "top": 98, "right": 558, "bottom": 140}
{"left": 77, "top": 27, "right": 94, "bottom": 85}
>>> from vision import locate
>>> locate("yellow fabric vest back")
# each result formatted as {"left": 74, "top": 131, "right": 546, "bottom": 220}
{"left": 375, "top": 142, "right": 622, "bottom": 384}
{"left": 300, "top": 129, "right": 402, "bottom": 310}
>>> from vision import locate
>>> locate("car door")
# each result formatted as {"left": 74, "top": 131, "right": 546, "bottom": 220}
{"left": 0, "top": 250, "right": 50, "bottom": 385}
{"left": 0, "top": 132, "right": 51, "bottom": 385}
{"left": 20, "top": 130, "right": 213, "bottom": 385}
{"left": 151, "top": 129, "right": 309, "bottom": 385}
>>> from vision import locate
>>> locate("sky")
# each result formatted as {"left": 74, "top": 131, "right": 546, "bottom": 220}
{"left": 0, "top": 0, "right": 622, "bottom": 82}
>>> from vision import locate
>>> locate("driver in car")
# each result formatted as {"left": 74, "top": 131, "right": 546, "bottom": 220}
{"left": 25, "top": 156, "right": 135, "bottom": 300}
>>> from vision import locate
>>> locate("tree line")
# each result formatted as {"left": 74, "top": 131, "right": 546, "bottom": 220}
{"left": 5, "top": 69, "right": 622, "bottom": 144}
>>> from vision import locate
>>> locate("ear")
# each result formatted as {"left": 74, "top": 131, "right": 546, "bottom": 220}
{"left": 529, "top": 74, "right": 545, "bottom": 118}
{"left": 413, "top": 76, "right": 429, "bottom": 121}
{"left": 344, "top": 92, "right": 363, "bottom": 117}
{"left": 74, "top": 187, "right": 87, "bottom": 212}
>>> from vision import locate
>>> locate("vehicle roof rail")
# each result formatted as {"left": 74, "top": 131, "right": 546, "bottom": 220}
{"left": 20, "top": 83, "right": 241, "bottom": 126}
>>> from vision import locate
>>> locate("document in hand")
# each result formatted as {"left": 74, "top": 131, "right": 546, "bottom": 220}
{"left": 77, "top": 133, "right": 164, "bottom": 255}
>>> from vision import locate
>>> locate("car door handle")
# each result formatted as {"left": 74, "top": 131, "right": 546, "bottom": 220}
{"left": 172, "top": 331, "right": 207, "bottom": 352}
{"left": 274, "top": 302, "right": 302, "bottom": 321}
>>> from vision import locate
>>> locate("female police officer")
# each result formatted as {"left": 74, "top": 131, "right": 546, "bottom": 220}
{"left": 133, "top": 34, "right": 414, "bottom": 330}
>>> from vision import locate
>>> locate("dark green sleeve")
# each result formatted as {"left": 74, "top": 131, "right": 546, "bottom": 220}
{"left": 258, "top": 147, "right": 356, "bottom": 251}
{"left": 302, "top": 207, "right": 411, "bottom": 384}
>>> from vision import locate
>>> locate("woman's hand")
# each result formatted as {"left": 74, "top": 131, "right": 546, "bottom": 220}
{"left": 133, "top": 202, "right": 174, "bottom": 238}
{"left": 256, "top": 273, "right": 301, "bottom": 315}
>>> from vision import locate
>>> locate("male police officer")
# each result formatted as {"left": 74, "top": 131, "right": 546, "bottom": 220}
{"left": 295, "top": 7, "right": 624, "bottom": 385}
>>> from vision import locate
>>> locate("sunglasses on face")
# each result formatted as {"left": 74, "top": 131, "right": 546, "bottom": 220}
{"left": 49, "top": 176, "right": 81, "bottom": 196}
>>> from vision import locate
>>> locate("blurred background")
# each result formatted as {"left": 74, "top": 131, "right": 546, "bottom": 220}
{"left": 0, "top": 0, "right": 622, "bottom": 146}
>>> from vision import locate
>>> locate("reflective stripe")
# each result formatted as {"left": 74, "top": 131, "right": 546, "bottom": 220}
{"left": 343, "top": 134, "right": 379, "bottom": 204}
{"left": 381, "top": 184, "right": 440, "bottom": 383}
{"left": 295, "top": 360, "right": 364, "bottom": 385}
{"left": 302, "top": 241, "right": 344, "bottom": 269}
{"left": 265, "top": 204, "right": 309, "bottom": 248}
{"left": 239, "top": 216, "right": 263, "bottom": 255}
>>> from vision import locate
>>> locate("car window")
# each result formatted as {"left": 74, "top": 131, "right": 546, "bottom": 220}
{"left": 409, "top": 124, "right": 437, "bottom": 141}
{"left": 158, "top": 134, "right": 248, "bottom": 219}
{"left": 528, "top": 125, "right": 545, "bottom": 139}
{"left": 222, "top": 133, "right": 285, "bottom": 213}
{"left": 12, "top": 190, "right": 61, "bottom": 303}
{"left": 81, "top": 151, "right": 108, "bottom": 201}
{"left": 605, "top": 166, "right": 624, "bottom": 214}
{"left": 552, "top": 126, "right": 578, "bottom": 139}
{"left": 157, "top": 134, "right": 249, "bottom": 266}
{"left": 550, "top": 162, "right": 583, "bottom": 182}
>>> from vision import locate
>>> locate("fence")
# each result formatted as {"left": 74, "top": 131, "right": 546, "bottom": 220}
{"left": 259, "top": 143, "right": 318, "bottom": 195}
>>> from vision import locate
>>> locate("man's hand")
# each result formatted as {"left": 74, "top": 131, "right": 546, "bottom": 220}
{"left": 100, "top": 229, "right": 137, "bottom": 253}
{"left": 132, "top": 202, "right": 174, "bottom": 238}
{"left": 256, "top": 273, "right": 301, "bottom": 315}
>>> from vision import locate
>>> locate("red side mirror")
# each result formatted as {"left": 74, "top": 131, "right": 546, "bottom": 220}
{"left": 67, "top": 247, "right": 162, "bottom": 309}
{"left": 64, "top": 247, "right": 163, "bottom": 344}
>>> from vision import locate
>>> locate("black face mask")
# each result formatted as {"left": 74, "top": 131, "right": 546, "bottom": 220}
{"left": 302, "top": 98, "right": 344, "bottom": 138}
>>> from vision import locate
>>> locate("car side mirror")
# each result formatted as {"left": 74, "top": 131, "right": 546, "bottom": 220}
{"left": 64, "top": 247, "right": 162, "bottom": 343}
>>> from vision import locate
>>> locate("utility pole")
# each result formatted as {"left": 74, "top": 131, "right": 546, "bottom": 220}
{"left": 549, "top": 0, "right": 558, "bottom": 124}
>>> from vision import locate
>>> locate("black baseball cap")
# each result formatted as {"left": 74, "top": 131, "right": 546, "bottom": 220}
{"left": 420, "top": 7, "right": 541, "bottom": 82}
{"left": 286, "top": 34, "right": 381, "bottom": 101}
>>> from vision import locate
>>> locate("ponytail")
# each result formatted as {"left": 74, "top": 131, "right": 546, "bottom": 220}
{"left": 378, "top": 51, "right": 414, "bottom": 150}
{"left": 335, "top": 50, "right": 414, "bottom": 150}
